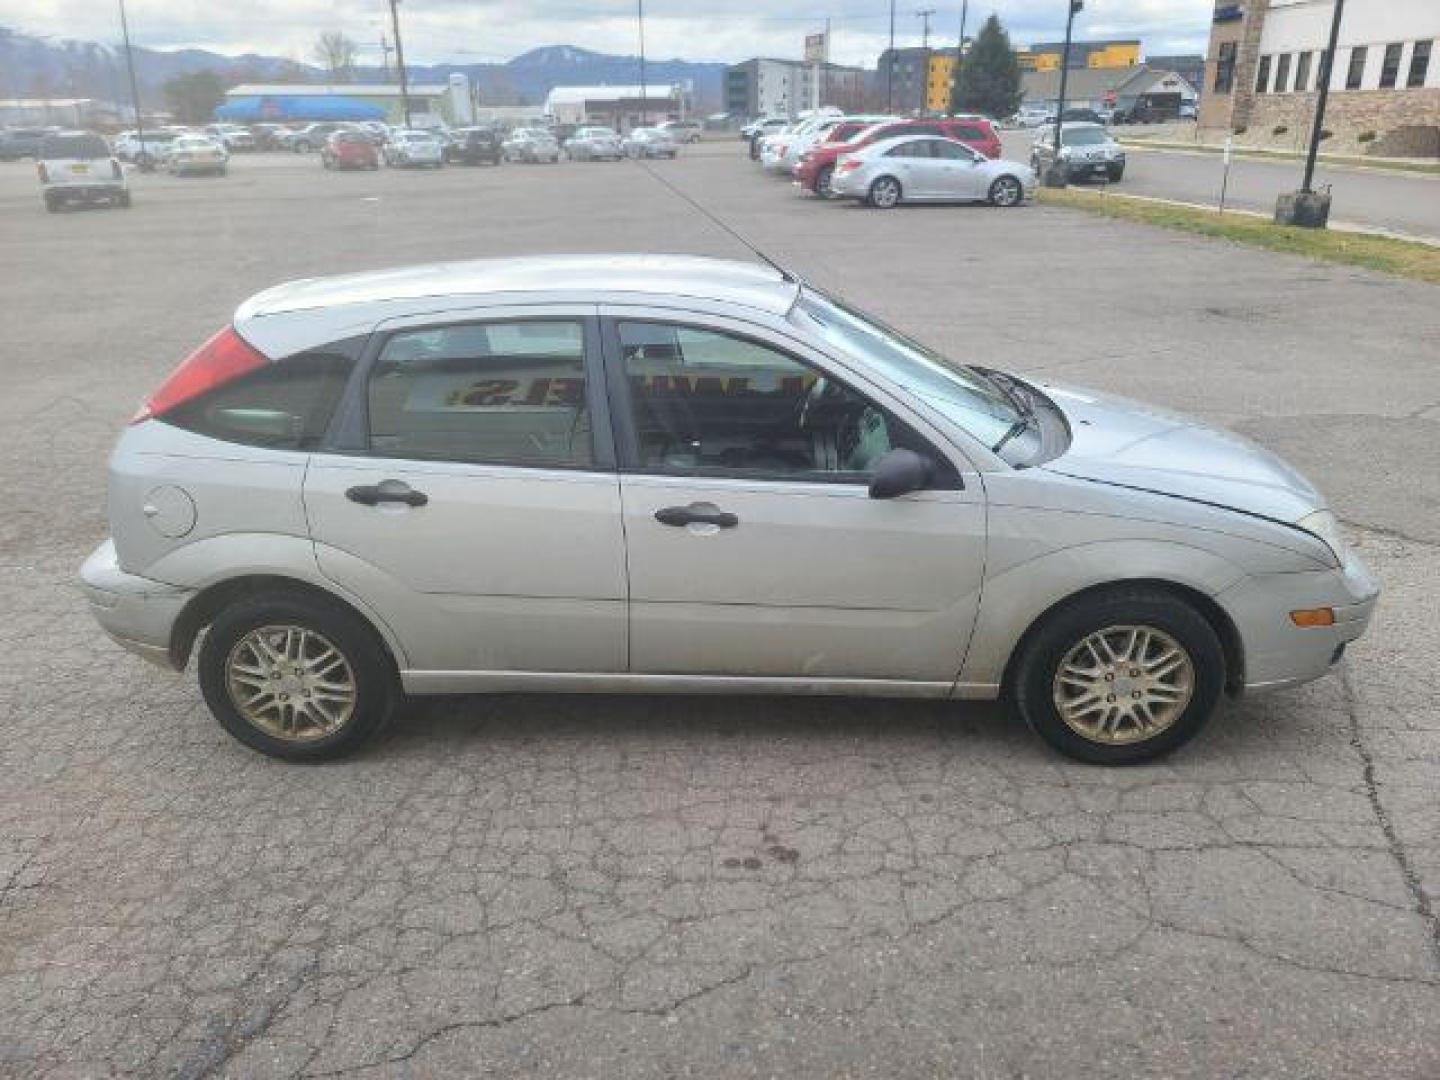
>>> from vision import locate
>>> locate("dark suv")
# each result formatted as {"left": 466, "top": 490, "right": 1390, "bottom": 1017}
{"left": 444, "top": 127, "right": 503, "bottom": 165}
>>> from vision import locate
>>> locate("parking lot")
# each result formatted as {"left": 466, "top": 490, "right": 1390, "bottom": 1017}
{"left": 2, "top": 142, "right": 1438, "bottom": 1077}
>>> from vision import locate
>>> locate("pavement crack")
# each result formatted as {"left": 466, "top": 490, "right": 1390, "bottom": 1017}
{"left": 1342, "top": 668, "right": 1440, "bottom": 975}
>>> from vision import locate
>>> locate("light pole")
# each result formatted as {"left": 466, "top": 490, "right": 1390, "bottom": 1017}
{"left": 637, "top": 0, "right": 647, "bottom": 128}
{"left": 951, "top": 0, "right": 969, "bottom": 114}
{"left": 886, "top": 0, "right": 896, "bottom": 112}
{"left": 1045, "top": 0, "right": 1083, "bottom": 188}
{"left": 1275, "top": 0, "right": 1345, "bottom": 226}
{"left": 116, "top": 0, "right": 153, "bottom": 171}
{"left": 388, "top": 0, "right": 412, "bottom": 129}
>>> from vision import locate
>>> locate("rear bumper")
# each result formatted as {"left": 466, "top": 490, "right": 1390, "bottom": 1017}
{"left": 47, "top": 183, "right": 124, "bottom": 199}
{"left": 79, "top": 539, "right": 192, "bottom": 670}
{"left": 1218, "top": 549, "right": 1380, "bottom": 693}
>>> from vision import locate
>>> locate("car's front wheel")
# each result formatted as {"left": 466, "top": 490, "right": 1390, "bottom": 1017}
{"left": 198, "top": 592, "right": 399, "bottom": 761}
{"left": 988, "top": 174, "right": 1023, "bottom": 207}
{"left": 814, "top": 163, "right": 835, "bottom": 198}
{"left": 1108, "top": 165, "right": 1125, "bottom": 182}
{"left": 1010, "top": 587, "right": 1225, "bottom": 765}
{"left": 867, "top": 175, "right": 902, "bottom": 209}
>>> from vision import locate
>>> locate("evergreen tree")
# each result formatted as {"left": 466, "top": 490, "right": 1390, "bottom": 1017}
{"left": 951, "top": 14, "right": 1023, "bottom": 118}
{"left": 162, "top": 70, "right": 226, "bottom": 123}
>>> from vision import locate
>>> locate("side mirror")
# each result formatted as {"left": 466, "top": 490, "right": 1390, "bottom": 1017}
{"left": 868, "top": 448, "right": 934, "bottom": 500}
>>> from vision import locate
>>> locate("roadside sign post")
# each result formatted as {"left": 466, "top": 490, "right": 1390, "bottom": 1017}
{"left": 1219, "top": 135, "right": 1232, "bottom": 214}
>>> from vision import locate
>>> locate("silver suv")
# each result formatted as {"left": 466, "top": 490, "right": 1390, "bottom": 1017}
{"left": 81, "top": 255, "right": 1377, "bottom": 763}
{"left": 39, "top": 132, "right": 130, "bottom": 211}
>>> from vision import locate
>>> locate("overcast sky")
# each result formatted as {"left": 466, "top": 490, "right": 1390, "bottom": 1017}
{"left": 8, "top": 1, "right": 1212, "bottom": 68}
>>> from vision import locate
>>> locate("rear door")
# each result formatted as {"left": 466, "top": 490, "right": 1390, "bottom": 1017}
{"left": 303, "top": 307, "right": 629, "bottom": 679}
{"left": 600, "top": 308, "right": 987, "bottom": 686}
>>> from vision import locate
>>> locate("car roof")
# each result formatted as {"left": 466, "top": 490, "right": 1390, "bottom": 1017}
{"left": 235, "top": 255, "right": 798, "bottom": 321}
{"left": 858, "top": 134, "right": 974, "bottom": 154}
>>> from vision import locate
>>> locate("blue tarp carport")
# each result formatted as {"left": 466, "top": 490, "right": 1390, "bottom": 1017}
{"left": 214, "top": 95, "right": 387, "bottom": 122}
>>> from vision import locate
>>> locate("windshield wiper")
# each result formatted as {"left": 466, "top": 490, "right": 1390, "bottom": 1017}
{"left": 983, "top": 371, "right": 1038, "bottom": 454}
{"left": 991, "top": 413, "right": 1038, "bottom": 455}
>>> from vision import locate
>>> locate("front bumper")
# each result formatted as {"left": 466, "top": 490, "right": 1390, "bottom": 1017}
{"left": 1064, "top": 157, "right": 1124, "bottom": 178}
{"left": 1218, "top": 548, "right": 1380, "bottom": 692}
{"left": 79, "top": 539, "right": 193, "bottom": 670}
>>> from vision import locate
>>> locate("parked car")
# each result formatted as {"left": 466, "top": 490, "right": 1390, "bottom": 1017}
{"left": 383, "top": 129, "right": 445, "bottom": 168}
{"left": 622, "top": 127, "right": 678, "bottom": 159}
{"left": 80, "top": 254, "right": 1378, "bottom": 764}
{"left": 657, "top": 119, "right": 702, "bottom": 143}
{"left": 565, "top": 126, "right": 623, "bottom": 161}
{"left": 444, "top": 127, "right": 503, "bottom": 165}
{"left": 165, "top": 134, "right": 229, "bottom": 176}
{"left": 248, "top": 123, "right": 289, "bottom": 151}
{"left": 205, "top": 124, "right": 256, "bottom": 151}
{"left": 830, "top": 135, "right": 1034, "bottom": 209}
{"left": 1030, "top": 122, "right": 1126, "bottom": 182}
{"left": 113, "top": 129, "right": 178, "bottom": 166}
{"left": 321, "top": 130, "right": 380, "bottom": 170}
{"left": 289, "top": 123, "right": 354, "bottom": 153}
{"left": 1179, "top": 102, "right": 1197, "bottom": 120}
{"left": 1059, "top": 108, "right": 1107, "bottom": 126}
{"left": 745, "top": 117, "right": 788, "bottom": 159}
{"left": 355, "top": 121, "right": 390, "bottom": 146}
{"left": 797, "top": 117, "right": 1002, "bottom": 198}
{"left": 501, "top": 127, "right": 561, "bottom": 163}
{"left": 1, "top": 126, "right": 58, "bottom": 161}
{"left": 37, "top": 131, "right": 129, "bottom": 211}
{"left": 1013, "top": 107, "right": 1055, "bottom": 129}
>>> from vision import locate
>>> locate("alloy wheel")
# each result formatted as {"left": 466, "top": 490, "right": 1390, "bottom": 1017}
{"left": 1051, "top": 624, "right": 1194, "bottom": 745}
{"left": 870, "top": 177, "right": 901, "bottom": 208}
{"left": 991, "top": 176, "right": 1021, "bottom": 207}
{"left": 225, "top": 625, "right": 357, "bottom": 742}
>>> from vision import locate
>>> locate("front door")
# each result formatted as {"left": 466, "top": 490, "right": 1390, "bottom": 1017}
{"left": 930, "top": 139, "right": 986, "bottom": 200}
{"left": 304, "top": 310, "right": 628, "bottom": 678}
{"left": 603, "top": 312, "right": 986, "bottom": 686}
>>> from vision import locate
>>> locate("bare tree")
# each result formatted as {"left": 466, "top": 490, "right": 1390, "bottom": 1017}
{"left": 312, "top": 31, "right": 359, "bottom": 83}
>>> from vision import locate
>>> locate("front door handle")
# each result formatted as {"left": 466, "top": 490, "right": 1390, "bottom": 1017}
{"left": 346, "top": 480, "right": 428, "bottom": 507}
{"left": 654, "top": 503, "right": 739, "bottom": 529}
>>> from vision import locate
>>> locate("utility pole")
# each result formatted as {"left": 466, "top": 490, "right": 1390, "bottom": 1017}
{"left": 951, "top": 0, "right": 969, "bottom": 113}
{"left": 886, "top": 0, "right": 896, "bottom": 112}
{"left": 917, "top": 9, "right": 936, "bottom": 49}
{"left": 1045, "top": 0, "right": 1083, "bottom": 187}
{"left": 388, "top": 0, "right": 412, "bottom": 129}
{"left": 379, "top": 33, "right": 393, "bottom": 81}
{"left": 116, "top": 0, "right": 152, "bottom": 171}
{"left": 637, "top": 0, "right": 647, "bottom": 128}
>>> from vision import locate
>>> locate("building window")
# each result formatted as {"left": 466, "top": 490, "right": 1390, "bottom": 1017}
{"left": 1407, "top": 40, "right": 1432, "bottom": 88}
{"left": 1255, "top": 54, "right": 1272, "bottom": 93}
{"left": 1379, "top": 43, "right": 1403, "bottom": 88}
{"left": 1294, "top": 51, "right": 1312, "bottom": 92}
{"left": 1345, "top": 46, "right": 1367, "bottom": 90}
{"left": 1215, "top": 42, "right": 1236, "bottom": 93}
{"left": 1274, "top": 53, "right": 1291, "bottom": 93}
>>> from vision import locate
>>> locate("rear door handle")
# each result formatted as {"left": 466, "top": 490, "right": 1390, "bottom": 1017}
{"left": 346, "top": 480, "right": 428, "bottom": 507}
{"left": 654, "top": 503, "right": 739, "bottom": 529}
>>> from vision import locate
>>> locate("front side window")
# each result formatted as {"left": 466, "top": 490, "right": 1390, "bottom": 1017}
{"left": 368, "top": 321, "right": 592, "bottom": 467}
{"left": 1346, "top": 47, "right": 1367, "bottom": 89}
{"left": 932, "top": 140, "right": 977, "bottom": 161}
{"left": 617, "top": 322, "right": 931, "bottom": 481}
{"left": 885, "top": 140, "right": 933, "bottom": 158}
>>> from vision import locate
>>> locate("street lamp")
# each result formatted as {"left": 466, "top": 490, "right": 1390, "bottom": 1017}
{"left": 116, "top": 0, "right": 154, "bottom": 172}
{"left": 1044, "top": 0, "right": 1083, "bottom": 188}
{"left": 1276, "top": 0, "right": 1345, "bottom": 227}
{"left": 388, "top": 0, "right": 413, "bottom": 129}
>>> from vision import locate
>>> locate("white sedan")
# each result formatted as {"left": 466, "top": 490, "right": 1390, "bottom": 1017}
{"left": 830, "top": 135, "right": 1035, "bottom": 209}
{"left": 383, "top": 130, "right": 445, "bottom": 168}
{"left": 164, "top": 135, "right": 229, "bottom": 176}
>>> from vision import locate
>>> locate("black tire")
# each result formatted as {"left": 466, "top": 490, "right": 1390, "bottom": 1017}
{"left": 294, "top": 140, "right": 310, "bottom": 153}
{"left": 198, "top": 591, "right": 399, "bottom": 761}
{"left": 988, "top": 174, "right": 1023, "bottom": 207}
{"left": 867, "top": 175, "right": 902, "bottom": 209}
{"left": 43, "top": 192, "right": 60, "bottom": 212}
{"left": 1010, "top": 587, "right": 1225, "bottom": 766}
{"left": 1107, "top": 165, "right": 1125, "bottom": 182}
{"left": 814, "top": 163, "right": 835, "bottom": 199}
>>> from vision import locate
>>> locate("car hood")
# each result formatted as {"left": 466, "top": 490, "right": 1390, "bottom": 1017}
{"left": 1033, "top": 380, "right": 1323, "bottom": 524}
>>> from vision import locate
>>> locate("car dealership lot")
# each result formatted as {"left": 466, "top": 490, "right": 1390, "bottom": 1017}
{"left": 2, "top": 146, "right": 1438, "bottom": 1077}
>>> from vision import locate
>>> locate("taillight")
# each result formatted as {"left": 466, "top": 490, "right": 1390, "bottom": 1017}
{"left": 37, "top": 162, "right": 48, "bottom": 183}
{"left": 132, "top": 327, "right": 268, "bottom": 424}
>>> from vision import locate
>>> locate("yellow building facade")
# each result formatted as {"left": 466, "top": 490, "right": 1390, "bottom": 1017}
{"left": 1022, "top": 40, "right": 1140, "bottom": 73}
{"left": 926, "top": 52, "right": 957, "bottom": 111}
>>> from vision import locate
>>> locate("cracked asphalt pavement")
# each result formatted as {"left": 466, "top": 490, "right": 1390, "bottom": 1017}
{"left": 1, "top": 145, "right": 1437, "bottom": 1077}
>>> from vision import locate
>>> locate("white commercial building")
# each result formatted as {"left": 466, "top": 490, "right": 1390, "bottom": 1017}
{"left": 544, "top": 85, "right": 686, "bottom": 129}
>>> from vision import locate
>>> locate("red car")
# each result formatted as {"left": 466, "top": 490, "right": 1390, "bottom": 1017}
{"left": 796, "top": 117, "right": 1002, "bottom": 197}
{"left": 321, "top": 130, "right": 380, "bottom": 171}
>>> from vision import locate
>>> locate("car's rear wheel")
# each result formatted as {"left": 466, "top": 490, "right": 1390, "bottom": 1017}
{"left": 814, "top": 163, "right": 835, "bottom": 198}
{"left": 1108, "top": 165, "right": 1125, "bottom": 182}
{"left": 867, "top": 175, "right": 902, "bottom": 209}
{"left": 198, "top": 592, "right": 399, "bottom": 761}
{"left": 1011, "top": 587, "right": 1225, "bottom": 765}
{"left": 988, "top": 175, "right": 1023, "bottom": 207}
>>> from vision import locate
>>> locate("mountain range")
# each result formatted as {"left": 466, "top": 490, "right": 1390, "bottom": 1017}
{"left": 0, "top": 30, "right": 728, "bottom": 109}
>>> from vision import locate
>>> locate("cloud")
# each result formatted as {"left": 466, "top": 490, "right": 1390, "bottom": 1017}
{"left": 3, "top": 0, "right": 1212, "bottom": 68}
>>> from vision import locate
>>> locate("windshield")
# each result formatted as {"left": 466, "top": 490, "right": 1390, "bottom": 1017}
{"left": 793, "top": 291, "right": 1025, "bottom": 451}
{"left": 1062, "top": 128, "right": 1109, "bottom": 146}
{"left": 41, "top": 134, "right": 109, "bottom": 159}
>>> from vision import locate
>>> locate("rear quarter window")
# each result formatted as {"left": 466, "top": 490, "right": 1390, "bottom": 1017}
{"left": 162, "top": 339, "right": 363, "bottom": 451}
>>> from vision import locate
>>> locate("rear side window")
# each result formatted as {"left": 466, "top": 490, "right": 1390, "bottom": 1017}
{"left": 163, "top": 343, "right": 359, "bottom": 450}
{"left": 367, "top": 320, "right": 592, "bottom": 468}
{"left": 953, "top": 124, "right": 987, "bottom": 141}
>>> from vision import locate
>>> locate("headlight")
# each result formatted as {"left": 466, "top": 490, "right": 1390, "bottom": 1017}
{"left": 1296, "top": 509, "right": 1346, "bottom": 560}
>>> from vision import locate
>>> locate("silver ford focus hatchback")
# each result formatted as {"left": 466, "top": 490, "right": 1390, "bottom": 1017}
{"left": 80, "top": 255, "right": 1378, "bottom": 764}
